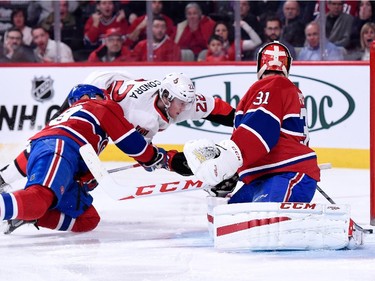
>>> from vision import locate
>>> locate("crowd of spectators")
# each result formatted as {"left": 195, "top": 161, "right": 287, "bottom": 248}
{"left": 0, "top": 0, "right": 374, "bottom": 63}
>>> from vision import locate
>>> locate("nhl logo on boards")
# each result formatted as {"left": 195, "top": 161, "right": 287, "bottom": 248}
{"left": 31, "top": 76, "right": 54, "bottom": 102}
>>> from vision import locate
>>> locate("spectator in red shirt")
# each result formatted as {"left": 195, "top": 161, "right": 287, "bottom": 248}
{"left": 87, "top": 27, "right": 133, "bottom": 62}
{"left": 204, "top": 34, "right": 229, "bottom": 62}
{"left": 174, "top": 2, "right": 215, "bottom": 58}
{"left": 84, "top": 0, "right": 128, "bottom": 49}
{"left": 126, "top": 1, "right": 175, "bottom": 48}
{"left": 132, "top": 16, "right": 180, "bottom": 62}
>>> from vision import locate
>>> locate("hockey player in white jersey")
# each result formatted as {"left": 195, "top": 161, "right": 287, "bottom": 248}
{"left": 0, "top": 71, "right": 235, "bottom": 191}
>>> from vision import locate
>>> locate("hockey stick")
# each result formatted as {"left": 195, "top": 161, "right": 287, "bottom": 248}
{"left": 317, "top": 163, "right": 373, "bottom": 234}
{"left": 316, "top": 185, "right": 373, "bottom": 234}
{"left": 108, "top": 163, "right": 141, "bottom": 174}
{"left": 80, "top": 144, "right": 207, "bottom": 200}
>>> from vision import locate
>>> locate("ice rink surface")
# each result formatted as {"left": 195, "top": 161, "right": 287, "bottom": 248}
{"left": 0, "top": 163, "right": 374, "bottom": 281}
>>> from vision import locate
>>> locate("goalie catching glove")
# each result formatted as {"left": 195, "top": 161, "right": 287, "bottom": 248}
{"left": 183, "top": 139, "right": 243, "bottom": 186}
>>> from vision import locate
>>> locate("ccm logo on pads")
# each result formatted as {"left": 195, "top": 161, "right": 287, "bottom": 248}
{"left": 280, "top": 203, "right": 317, "bottom": 210}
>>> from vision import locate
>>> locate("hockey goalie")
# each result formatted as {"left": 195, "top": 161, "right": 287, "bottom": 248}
{"left": 184, "top": 138, "right": 364, "bottom": 251}
{"left": 183, "top": 41, "right": 364, "bottom": 251}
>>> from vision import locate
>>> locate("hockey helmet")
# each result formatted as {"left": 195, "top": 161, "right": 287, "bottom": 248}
{"left": 256, "top": 41, "right": 292, "bottom": 80}
{"left": 68, "top": 84, "right": 105, "bottom": 106}
{"left": 160, "top": 72, "right": 195, "bottom": 105}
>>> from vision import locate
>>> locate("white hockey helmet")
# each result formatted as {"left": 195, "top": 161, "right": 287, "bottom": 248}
{"left": 160, "top": 72, "right": 196, "bottom": 104}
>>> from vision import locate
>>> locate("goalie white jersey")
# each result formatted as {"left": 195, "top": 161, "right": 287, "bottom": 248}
{"left": 84, "top": 71, "right": 217, "bottom": 142}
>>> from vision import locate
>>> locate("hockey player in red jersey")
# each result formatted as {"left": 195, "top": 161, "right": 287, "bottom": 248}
{"left": 0, "top": 84, "right": 170, "bottom": 233}
{"left": 185, "top": 41, "right": 320, "bottom": 203}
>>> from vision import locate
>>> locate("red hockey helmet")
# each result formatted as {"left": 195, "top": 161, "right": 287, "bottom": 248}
{"left": 256, "top": 41, "right": 292, "bottom": 80}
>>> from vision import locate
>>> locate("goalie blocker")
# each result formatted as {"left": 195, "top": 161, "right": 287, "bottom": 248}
{"left": 206, "top": 199, "right": 364, "bottom": 251}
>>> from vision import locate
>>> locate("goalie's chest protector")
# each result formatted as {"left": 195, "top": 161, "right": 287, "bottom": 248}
{"left": 116, "top": 79, "right": 170, "bottom": 143}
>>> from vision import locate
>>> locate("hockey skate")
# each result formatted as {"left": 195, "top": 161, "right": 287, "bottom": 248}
{"left": 3, "top": 219, "right": 39, "bottom": 235}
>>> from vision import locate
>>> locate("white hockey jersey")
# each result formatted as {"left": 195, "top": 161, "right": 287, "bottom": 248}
{"left": 84, "top": 71, "right": 217, "bottom": 142}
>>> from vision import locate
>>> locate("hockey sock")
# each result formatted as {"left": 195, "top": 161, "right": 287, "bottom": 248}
{"left": 71, "top": 205, "right": 100, "bottom": 232}
{"left": 0, "top": 149, "right": 29, "bottom": 186}
{"left": 8, "top": 185, "right": 55, "bottom": 221}
{"left": 13, "top": 149, "right": 28, "bottom": 177}
{"left": 38, "top": 205, "right": 100, "bottom": 232}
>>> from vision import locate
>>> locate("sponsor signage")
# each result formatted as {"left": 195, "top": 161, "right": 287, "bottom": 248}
{"left": 0, "top": 65, "right": 368, "bottom": 151}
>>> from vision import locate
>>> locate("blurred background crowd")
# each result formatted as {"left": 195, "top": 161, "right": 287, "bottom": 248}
{"left": 0, "top": 0, "right": 374, "bottom": 63}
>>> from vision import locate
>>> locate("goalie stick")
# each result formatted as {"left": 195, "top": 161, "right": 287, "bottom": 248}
{"left": 316, "top": 185, "right": 373, "bottom": 234}
{"left": 317, "top": 163, "right": 373, "bottom": 234}
{"left": 79, "top": 144, "right": 208, "bottom": 200}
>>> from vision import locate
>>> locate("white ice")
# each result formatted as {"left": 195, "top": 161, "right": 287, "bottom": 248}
{"left": 1, "top": 164, "right": 374, "bottom": 281}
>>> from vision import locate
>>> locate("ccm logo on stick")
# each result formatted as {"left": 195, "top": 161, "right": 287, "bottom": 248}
{"left": 120, "top": 179, "right": 205, "bottom": 200}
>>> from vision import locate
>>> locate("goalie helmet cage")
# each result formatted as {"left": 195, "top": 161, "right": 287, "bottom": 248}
{"left": 370, "top": 41, "right": 375, "bottom": 226}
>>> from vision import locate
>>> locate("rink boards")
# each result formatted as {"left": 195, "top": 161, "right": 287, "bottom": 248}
{"left": 0, "top": 62, "right": 369, "bottom": 168}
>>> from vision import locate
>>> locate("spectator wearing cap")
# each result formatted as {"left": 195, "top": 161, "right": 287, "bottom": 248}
{"left": 132, "top": 16, "right": 180, "bottom": 62}
{"left": 84, "top": 0, "right": 128, "bottom": 49}
{"left": 87, "top": 27, "right": 133, "bottom": 62}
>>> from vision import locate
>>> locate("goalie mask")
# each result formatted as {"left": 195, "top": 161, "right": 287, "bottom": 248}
{"left": 256, "top": 41, "right": 292, "bottom": 80}
{"left": 159, "top": 73, "right": 195, "bottom": 117}
{"left": 68, "top": 84, "right": 105, "bottom": 106}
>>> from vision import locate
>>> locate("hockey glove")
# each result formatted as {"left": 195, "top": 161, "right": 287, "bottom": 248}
{"left": 205, "top": 173, "right": 239, "bottom": 197}
{"left": 75, "top": 171, "right": 98, "bottom": 192}
{"left": 140, "top": 147, "right": 168, "bottom": 172}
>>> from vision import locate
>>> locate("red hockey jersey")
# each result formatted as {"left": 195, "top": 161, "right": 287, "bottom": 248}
{"left": 30, "top": 99, "right": 155, "bottom": 164}
{"left": 231, "top": 75, "right": 320, "bottom": 183}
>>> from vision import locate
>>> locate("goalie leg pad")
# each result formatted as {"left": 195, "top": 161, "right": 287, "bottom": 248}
{"left": 206, "top": 196, "right": 229, "bottom": 239}
{"left": 210, "top": 202, "right": 355, "bottom": 250}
